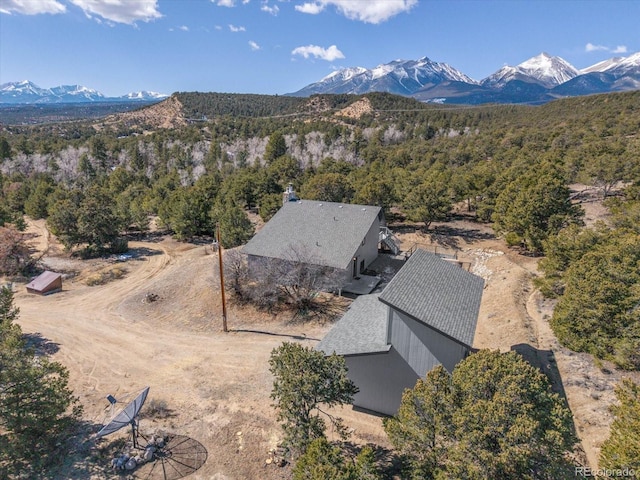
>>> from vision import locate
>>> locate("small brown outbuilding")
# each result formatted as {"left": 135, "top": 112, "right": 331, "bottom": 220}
{"left": 26, "top": 271, "right": 62, "bottom": 295}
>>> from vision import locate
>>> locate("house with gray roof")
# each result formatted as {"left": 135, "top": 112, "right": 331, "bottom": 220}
{"left": 317, "top": 249, "right": 484, "bottom": 416}
{"left": 243, "top": 199, "right": 386, "bottom": 284}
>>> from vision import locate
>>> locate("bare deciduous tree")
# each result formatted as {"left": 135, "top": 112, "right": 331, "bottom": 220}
{"left": 224, "top": 246, "right": 344, "bottom": 318}
{"left": 0, "top": 226, "right": 33, "bottom": 276}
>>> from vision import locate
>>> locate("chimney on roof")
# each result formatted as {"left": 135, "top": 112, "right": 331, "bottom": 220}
{"left": 283, "top": 182, "right": 299, "bottom": 205}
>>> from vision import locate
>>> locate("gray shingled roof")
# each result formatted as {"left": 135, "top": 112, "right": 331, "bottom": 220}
{"left": 378, "top": 249, "right": 484, "bottom": 348}
{"left": 242, "top": 200, "right": 381, "bottom": 270}
{"left": 316, "top": 294, "right": 390, "bottom": 356}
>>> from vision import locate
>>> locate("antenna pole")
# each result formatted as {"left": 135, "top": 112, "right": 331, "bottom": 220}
{"left": 217, "top": 223, "right": 228, "bottom": 333}
{"left": 131, "top": 420, "right": 138, "bottom": 449}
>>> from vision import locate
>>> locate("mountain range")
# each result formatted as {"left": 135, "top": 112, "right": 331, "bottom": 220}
{"left": 3, "top": 51, "right": 639, "bottom": 106}
{"left": 0, "top": 80, "right": 168, "bottom": 105}
{"left": 289, "top": 52, "right": 640, "bottom": 104}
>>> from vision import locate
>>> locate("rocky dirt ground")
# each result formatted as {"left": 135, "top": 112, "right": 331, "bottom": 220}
{"left": 7, "top": 211, "right": 638, "bottom": 479}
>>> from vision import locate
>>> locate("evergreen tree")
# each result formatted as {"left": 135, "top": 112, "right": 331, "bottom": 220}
{"left": 258, "top": 192, "right": 282, "bottom": 222}
{"left": 300, "top": 173, "right": 354, "bottom": 203}
{"left": 47, "top": 197, "right": 81, "bottom": 250}
{"left": 293, "top": 438, "right": 382, "bottom": 480}
{"left": 264, "top": 131, "right": 287, "bottom": 165}
{"left": 24, "top": 177, "right": 54, "bottom": 220}
{"left": 492, "top": 162, "right": 583, "bottom": 253}
{"left": 0, "top": 287, "right": 82, "bottom": 477}
{"left": 600, "top": 379, "right": 640, "bottom": 472}
{"left": 212, "top": 201, "right": 254, "bottom": 248}
{"left": 293, "top": 438, "right": 356, "bottom": 480}
{"left": 403, "top": 172, "right": 452, "bottom": 230}
{"left": 269, "top": 343, "right": 358, "bottom": 457}
{"left": 76, "top": 187, "right": 124, "bottom": 252}
{"left": 0, "top": 137, "right": 12, "bottom": 160}
{"left": 384, "top": 350, "right": 576, "bottom": 479}
{"left": 551, "top": 231, "right": 640, "bottom": 369}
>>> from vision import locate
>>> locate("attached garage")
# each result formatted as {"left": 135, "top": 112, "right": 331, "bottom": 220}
{"left": 317, "top": 249, "right": 485, "bottom": 416}
{"left": 26, "top": 271, "right": 62, "bottom": 295}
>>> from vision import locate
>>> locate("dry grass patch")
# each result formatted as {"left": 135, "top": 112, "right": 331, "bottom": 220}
{"left": 85, "top": 266, "right": 128, "bottom": 286}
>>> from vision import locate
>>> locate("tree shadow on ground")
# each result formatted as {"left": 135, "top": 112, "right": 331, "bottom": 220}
{"left": 230, "top": 328, "right": 320, "bottom": 342}
{"left": 37, "top": 420, "right": 123, "bottom": 480}
{"left": 287, "top": 301, "right": 348, "bottom": 326}
{"left": 126, "top": 246, "right": 164, "bottom": 258}
{"left": 511, "top": 343, "right": 586, "bottom": 470}
{"left": 429, "top": 223, "right": 496, "bottom": 243}
{"left": 511, "top": 343, "right": 568, "bottom": 402}
{"left": 125, "top": 231, "right": 167, "bottom": 243}
{"left": 23, "top": 332, "right": 60, "bottom": 355}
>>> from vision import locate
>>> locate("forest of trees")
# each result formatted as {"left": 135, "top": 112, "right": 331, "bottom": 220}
{"left": 1, "top": 89, "right": 639, "bottom": 474}
{"left": 1, "top": 90, "right": 639, "bottom": 353}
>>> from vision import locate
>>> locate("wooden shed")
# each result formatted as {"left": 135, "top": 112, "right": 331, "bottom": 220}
{"left": 26, "top": 271, "right": 62, "bottom": 295}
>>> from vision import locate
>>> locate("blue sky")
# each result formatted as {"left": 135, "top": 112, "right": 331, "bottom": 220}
{"left": 1, "top": 0, "right": 638, "bottom": 97}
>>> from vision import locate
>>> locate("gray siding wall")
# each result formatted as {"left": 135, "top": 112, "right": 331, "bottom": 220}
{"left": 388, "top": 309, "right": 467, "bottom": 377}
{"left": 352, "top": 219, "right": 380, "bottom": 273}
{"left": 346, "top": 348, "right": 419, "bottom": 416}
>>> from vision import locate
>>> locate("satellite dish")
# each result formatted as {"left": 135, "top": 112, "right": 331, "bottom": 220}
{"left": 97, "top": 386, "right": 150, "bottom": 448}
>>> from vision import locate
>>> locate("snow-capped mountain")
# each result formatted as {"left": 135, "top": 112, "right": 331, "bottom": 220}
{"left": 0, "top": 81, "right": 168, "bottom": 104}
{"left": 604, "top": 52, "right": 640, "bottom": 77}
{"left": 0, "top": 80, "right": 50, "bottom": 102}
{"left": 583, "top": 52, "right": 640, "bottom": 76}
{"left": 120, "top": 91, "right": 172, "bottom": 101}
{"left": 291, "top": 51, "right": 640, "bottom": 105}
{"left": 289, "top": 57, "right": 476, "bottom": 97}
{"left": 50, "top": 84, "right": 106, "bottom": 102}
{"left": 581, "top": 57, "right": 625, "bottom": 74}
{"left": 516, "top": 53, "right": 579, "bottom": 87}
{"left": 482, "top": 53, "right": 579, "bottom": 88}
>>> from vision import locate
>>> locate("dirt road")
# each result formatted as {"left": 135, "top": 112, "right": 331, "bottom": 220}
{"left": 16, "top": 224, "right": 386, "bottom": 479}
{"left": 11, "top": 219, "right": 634, "bottom": 477}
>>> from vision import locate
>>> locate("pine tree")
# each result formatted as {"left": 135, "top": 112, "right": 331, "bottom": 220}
{"left": 600, "top": 379, "right": 640, "bottom": 472}
{"left": 269, "top": 343, "right": 358, "bottom": 457}
{"left": 384, "top": 350, "right": 576, "bottom": 479}
{"left": 0, "top": 287, "right": 82, "bottom": 476}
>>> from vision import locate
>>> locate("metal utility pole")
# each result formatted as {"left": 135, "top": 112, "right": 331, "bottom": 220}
{"left": 216, "top": 223, "right": 228, "bottom": 333}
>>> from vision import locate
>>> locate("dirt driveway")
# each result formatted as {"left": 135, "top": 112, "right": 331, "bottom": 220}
{"left": 11, "top": 219, "right": 635, "bottom": 477}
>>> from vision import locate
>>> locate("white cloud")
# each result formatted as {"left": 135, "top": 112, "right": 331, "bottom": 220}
{"left": 229, "top": 24, "right": 246, "bottom": 32}
{"left": 261, "top": 4, "right": 279, "bottom": 15}
{"left": 294, "top": 0, "right": 417, "bottom": 24}
{"left": 0, "top": 0, "right": 66, "bottom": 15}
{"left": 69, "top": 0, "right": 162, "bottom": 24}
{"left": 295, "top": 2, "right": 324, "bottom": 14}
{"left": 292, "top": 44, "right": 345, "bottom": 61}
{"left": 249, "top": 40, "right": 261, "bottom": 51}
{"left": 179, "top": 25, "right": 189, "bottom": 31}
{"left": 585, "top": 43, "right": 607, "bottom": 52}
{"left": 213, "top": 0, "right": 250, "bottom": 6}
{"left": 586, "top": 42, "right": 628, "bottom": 54}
